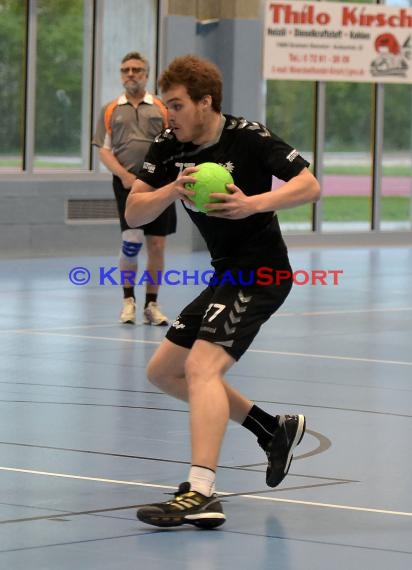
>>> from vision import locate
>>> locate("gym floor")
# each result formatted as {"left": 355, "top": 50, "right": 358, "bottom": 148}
{"left": 1, "top": 246, "right": 411, "bottom": 569}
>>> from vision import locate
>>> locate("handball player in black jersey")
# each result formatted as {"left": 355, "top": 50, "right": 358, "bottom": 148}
{"left": 126, "top": 55, "right": 320, "bottom": 529}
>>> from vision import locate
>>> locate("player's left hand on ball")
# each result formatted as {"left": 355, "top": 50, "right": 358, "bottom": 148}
{"left": 205, "top": 184, "right": 253, "bottom": 219}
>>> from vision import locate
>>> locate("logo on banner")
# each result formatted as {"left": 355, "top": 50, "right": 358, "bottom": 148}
{"left": 370, "top": 33, "right": 411, "bottom": 77}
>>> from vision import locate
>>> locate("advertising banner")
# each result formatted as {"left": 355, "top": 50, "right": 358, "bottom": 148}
{"left": 263, "top": 1, "right": 412, "bottom": 83}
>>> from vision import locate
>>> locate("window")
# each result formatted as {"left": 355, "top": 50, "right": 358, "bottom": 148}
{"left": 381, "top": 74, "right": 412, "bottom": 232}
{"left": 322, "top": 81, "right": 373, "bottom": 233}
{"left": 0, "top": 0, "right": 26, "bottom": 170}
{"left": 34, "top": 0, "right": 90, "bottom": 170}
{"left": 0, "top": 0, "right": 159, "bottom": 173}
{"left": 266, "top": 80, "right": 315, "bottom": 233}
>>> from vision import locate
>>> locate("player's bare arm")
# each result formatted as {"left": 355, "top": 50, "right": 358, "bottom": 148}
{"left": 124, "top": 168, "right": 197, "bottom": 227}
{"left": 206, "top": 167, "right": 320, "bottom": 220}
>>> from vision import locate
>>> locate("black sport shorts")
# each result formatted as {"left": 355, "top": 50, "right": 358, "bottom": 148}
{"left": 113, "top": 175, "right": 177, "bottom": 235}
{"left": 166, "top": 265, "right": 293, "bottom": 361}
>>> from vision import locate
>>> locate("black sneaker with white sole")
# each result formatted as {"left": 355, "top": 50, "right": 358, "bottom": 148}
{"left": 262, "top": 414, "right": 306, "bottom": 487}
{"left": 136, "top": 482, "right": 226, "bottom": 529}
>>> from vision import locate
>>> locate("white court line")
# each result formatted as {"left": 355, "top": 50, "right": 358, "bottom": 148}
{"left": 7, "top": 329, "right": 412, "bottom": 367}
{"left": 279, "top": 306, "right": 412, "bottom": 317}
{"left": 0, "top": 323, "right": 120, "bottom": 335}
{"left": 249, "top": 349, "right": 412, "bottom": 367}
{"left": 0, "top": 466, "right": 411, "bottom": 518}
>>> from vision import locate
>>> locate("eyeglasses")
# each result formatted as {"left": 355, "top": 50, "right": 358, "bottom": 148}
{"left": 120, "top": 66, "right": 146, "bottom": 74}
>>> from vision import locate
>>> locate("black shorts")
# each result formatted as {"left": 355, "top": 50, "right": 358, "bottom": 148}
{"left": 113, "top": 175, "right": 177, "bottom": 235}
{"left": 166, "top": 265, "right": 293, "bottom": 361}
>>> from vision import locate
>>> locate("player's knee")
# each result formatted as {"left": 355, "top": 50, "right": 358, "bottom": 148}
{"left": 146, "top": 359, "right": 172, "bottom": 390}
{"left": 146, "top": 353, "right": 168, "bottom": 386}
{"left": 120, "top": 229, "right": 143, "bottom": 263}
{"left": 146, "top": 358, "right": 160, "bottom": 386}
{"left": 184, "top": 356, "right": 206, "bottom": 384}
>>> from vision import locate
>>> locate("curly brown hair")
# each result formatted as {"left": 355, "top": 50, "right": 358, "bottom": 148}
{"left": 158, "top": 55, "right": 222, "bottom": 112}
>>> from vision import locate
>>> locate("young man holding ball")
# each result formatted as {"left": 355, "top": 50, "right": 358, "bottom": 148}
{"left": 126, "top": 54, "right": 320, "bottom": 528}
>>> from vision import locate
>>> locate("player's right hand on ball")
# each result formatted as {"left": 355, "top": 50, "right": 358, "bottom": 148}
{"left": 174, "top": 166, "right": 198, "bottom": 202}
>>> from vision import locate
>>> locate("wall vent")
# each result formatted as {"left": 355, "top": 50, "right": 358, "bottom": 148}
{"left": 66, "top": 199, "right": 118, "bottom": 223}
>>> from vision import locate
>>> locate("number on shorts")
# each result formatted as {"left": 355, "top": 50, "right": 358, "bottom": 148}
{"left": 204, "top": 303, "right": 226, "bottom": 322}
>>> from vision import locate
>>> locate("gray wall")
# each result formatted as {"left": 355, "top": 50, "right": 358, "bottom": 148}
{"left": 0, "top": 175, "right": 117, "bottom": 259}
{"left": 0, "top": 174, "right": 197, "bottom": 259}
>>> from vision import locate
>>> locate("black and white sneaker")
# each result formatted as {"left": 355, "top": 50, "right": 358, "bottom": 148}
{"left": 136, "top": 482, "right": 226, "bottom": 529}
{"left": 262, "top": 414, "right": 306, "bottom": 487}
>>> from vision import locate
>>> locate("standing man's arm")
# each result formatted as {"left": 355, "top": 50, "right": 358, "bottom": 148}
{"left": 92, "top": 103, "right": 136, "bottom": 189}
{"left": 98, "top": 147, "right": 136, "bottom": 189}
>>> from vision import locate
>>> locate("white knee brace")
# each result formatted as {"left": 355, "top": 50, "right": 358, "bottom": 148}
{"left": 120, "top": 229, "right": 143, "bottom": 264}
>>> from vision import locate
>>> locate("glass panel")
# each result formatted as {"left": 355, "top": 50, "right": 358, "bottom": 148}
{"left": 322, "top": 81, "right": 373, "bottom": 232}
{"left": 375, "top": 0, "right": 412, "bottom": 232}
{"left": 0, "top": 0, "right": 26, "bottom": 172}
{"left": 265, "top": 80, "right": 315, "bottom": 233}
{"left": 381, "top": 81, "right": 412, "bottom": 231}
{"left": 34, "top": 0, "right": 89, "bottom": 171}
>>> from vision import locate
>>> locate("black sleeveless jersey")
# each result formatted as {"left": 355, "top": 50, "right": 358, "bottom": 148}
{"left": 137, "top": 114, "right": 309, "bottom": 268}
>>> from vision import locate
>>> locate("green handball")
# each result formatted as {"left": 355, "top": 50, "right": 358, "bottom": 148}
{"left": 185, "top": 162, "right": 233, "bottom": 213}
